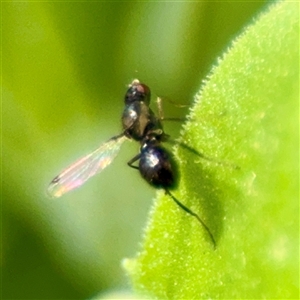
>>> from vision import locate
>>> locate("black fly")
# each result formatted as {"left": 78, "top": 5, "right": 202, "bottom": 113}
{"left": 48, "top": 79, "right": 216, "bottom": 248}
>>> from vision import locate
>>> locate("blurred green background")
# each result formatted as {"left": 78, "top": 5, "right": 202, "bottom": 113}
{"left": 2, "top": 1, "right": 270, "bottom": 299}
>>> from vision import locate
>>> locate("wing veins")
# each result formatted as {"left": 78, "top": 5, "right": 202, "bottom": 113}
{"left": 48, "top": 134, "right": 128, "bottom": 198}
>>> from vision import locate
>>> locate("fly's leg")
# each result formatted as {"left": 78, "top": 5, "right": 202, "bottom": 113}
{"left": 156, "top": 97, "right": 186, "bottom": 122}
{"left": 165, "top": 189, "right": 216, "bottom": 249}
{"left": 127, "top": 153, "right": 141, "bottom": 170}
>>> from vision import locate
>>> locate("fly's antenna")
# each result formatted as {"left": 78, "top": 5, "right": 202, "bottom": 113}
{"left": 165, "top": 189, "right": 216, "bottom": 249}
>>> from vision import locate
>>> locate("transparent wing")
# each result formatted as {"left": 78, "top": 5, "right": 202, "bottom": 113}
{"left": 48, "top": 134, "right": 128, "bottom": 198}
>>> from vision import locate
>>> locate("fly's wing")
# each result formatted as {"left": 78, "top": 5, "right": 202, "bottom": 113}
{"left": 47, "top": 134, "right": 128, "bottom": 198}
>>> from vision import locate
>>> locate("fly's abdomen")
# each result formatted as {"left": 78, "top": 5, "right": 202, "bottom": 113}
{"left": 139, "top": 146, "right": 177, "bottom": 189}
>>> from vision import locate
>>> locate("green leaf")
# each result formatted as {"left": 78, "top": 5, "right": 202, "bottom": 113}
{"left": 124, "top": 1, "right": 299, "bottom": 299}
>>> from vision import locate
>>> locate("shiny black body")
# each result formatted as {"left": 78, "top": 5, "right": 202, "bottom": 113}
{"left": 122, "top": 80, "right": 215, "bottom": 248}
{"left": 48, "top": 79, "right": 215, "bottom": 247}
{"left": 139, "top": 142, "right": 176, "bottom": 188}
{"left": 122, "top": 80, "right": 177, "bottom": 190}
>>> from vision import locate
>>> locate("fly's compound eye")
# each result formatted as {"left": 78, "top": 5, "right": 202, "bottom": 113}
{"left": 125, "top": 80, "right": 151, "bottom": 105}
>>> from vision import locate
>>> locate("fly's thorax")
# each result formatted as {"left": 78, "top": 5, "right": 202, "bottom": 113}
{"left": 122, "top": 101, "right": 163, "bottom": 142}
{"left": 122, "top": 101, "right": 149, "bottom": 140}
